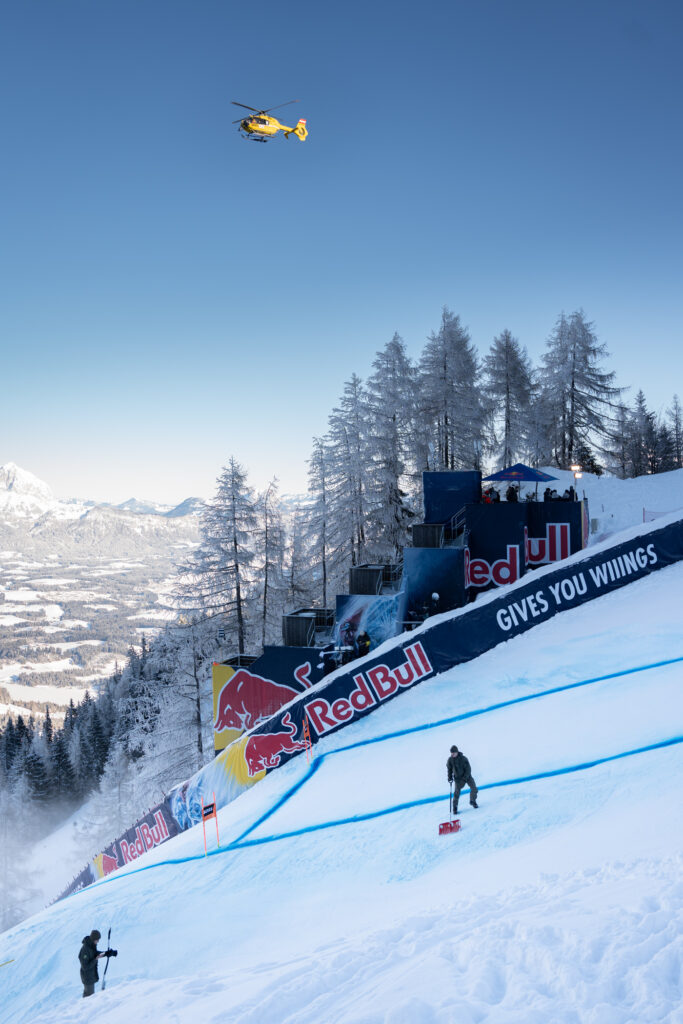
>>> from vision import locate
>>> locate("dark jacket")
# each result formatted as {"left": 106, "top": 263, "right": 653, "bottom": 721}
{"left": 447, "top": 752, "right": 471, "bottom": 784}
{"left": 79, "top": 936, "right": 100, "bottom": 986}
{"left": 355, "top": 632, "right": 371, "bottom": 658}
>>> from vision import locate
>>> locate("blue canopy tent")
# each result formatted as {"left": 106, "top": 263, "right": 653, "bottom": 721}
{"left": 483, "top": 463, "right": 557, "bottom": 500}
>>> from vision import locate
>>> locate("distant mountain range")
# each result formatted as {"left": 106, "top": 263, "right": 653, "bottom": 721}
{"left": 0, "top": 462, "right": 203, "bottom": 519}
{"left": 0, "top": 462, "right": 202, "bottom": 558}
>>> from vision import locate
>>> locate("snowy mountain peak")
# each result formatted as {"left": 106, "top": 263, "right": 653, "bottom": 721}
{"left": 0, "top": 462, "right": 54, "bottom": 502}
{"left": 166, "top": 497, "right": 205, "bottom": 518}
{"left": 0, "top": 462, "right": 57, "bottom": 517}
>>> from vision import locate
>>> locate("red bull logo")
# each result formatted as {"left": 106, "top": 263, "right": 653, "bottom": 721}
{"left": 119, "top": 810, "right": 170, "bottom": 865}
{"left": 524, "top": 523, "right": 571, "bottom": 565}
{"left": 243, "top": 712, "right": 309, "bottom": 776}
{"left": 305, "top": 641, "right": 433, "bottom": 738}
{"left": 464, "top": 544, "right": 521, "bottom": 588}
{"left": 214, "top": 668, "right": 304, "bottom": 734}
{"left": 93, "top": 850, "right": 119, "bottom": 879}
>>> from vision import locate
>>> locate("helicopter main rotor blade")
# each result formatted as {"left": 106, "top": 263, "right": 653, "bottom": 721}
{"left": 261, "top": 100, "right": 299, "bottom": 114}
{"left": 231, "top": 101, "right": 261, "bottom": 112}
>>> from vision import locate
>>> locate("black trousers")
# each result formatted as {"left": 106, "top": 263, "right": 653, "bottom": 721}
{"left": 453, "top": 775, "right": 478, "bottom": 809}
{"left": 81, "top": 968, "right": 96, "bottom": 997}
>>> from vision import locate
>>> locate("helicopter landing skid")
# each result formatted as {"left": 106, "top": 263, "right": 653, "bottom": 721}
{"left": 238, "top": 131, "right": 269, "bottom": 143}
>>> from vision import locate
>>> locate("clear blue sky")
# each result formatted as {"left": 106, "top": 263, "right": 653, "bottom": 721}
{"left": 1, "top": 0, "right": 681, "bottom": 504}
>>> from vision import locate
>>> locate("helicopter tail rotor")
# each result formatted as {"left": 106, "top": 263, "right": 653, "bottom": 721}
{"left": 284, "top": 118, "right": 308, "bottom": 141}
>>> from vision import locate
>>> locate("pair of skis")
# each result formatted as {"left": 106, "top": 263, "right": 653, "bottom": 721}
{"left": 102, "top": 927, "right": 113, "bottom": 991}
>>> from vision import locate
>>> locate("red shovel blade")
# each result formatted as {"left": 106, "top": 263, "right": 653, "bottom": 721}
{"left": 439, "top": 819, "right": 461, "bottom": 835}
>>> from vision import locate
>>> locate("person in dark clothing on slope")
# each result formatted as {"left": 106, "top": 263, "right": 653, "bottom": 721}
{"left": 78, "top": 930, "right": 117, "bottom": 997}
{"left": 79, "top": 930, "right": 105, "bottom": 997}
{"left": 446, "top": 745, "right": 479, "bottom": 813}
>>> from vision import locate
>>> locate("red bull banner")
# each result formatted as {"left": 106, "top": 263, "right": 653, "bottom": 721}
{"left": 57, "top": 800, "right": 179, "bottom": 900}
{"left": 212, "top": 647, "right": 324, "bottom": 754}
{"left": 459, "top": 500, "right": 587, "bottom": 592}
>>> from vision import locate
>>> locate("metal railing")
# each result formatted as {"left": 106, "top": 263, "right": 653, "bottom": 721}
{"left": 444, "top": 506, "right": 468, "bottom": 547}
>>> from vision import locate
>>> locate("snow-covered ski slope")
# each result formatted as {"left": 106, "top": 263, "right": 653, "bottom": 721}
{"left": 3, "top": 532, "right": 683, "bottom": 1021}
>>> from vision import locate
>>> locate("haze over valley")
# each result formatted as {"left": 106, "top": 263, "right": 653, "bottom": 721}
{"left": 0, "top": 464, "right": 200, "bottom": 724}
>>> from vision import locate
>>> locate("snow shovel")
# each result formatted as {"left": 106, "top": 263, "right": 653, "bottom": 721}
{"left": 439, "top": 782, "right": 461, "bottom": 835}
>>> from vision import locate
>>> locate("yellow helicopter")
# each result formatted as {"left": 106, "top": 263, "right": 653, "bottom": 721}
{"left": 232, "top": 100, "right": 308, "bottom": 143}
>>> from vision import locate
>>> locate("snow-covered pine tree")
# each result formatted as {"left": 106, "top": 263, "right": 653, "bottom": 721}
{"left": 523, "top": 375, "right": 555, "bottom": 469}
{"left": 625, "top": 390, "right": 652, "bottom": 478}
{"left": 67, "top": 721, "right": 89, "bottom": 800}
{"left": 42, "top": 706, "right": 54, "bottom": 749}
{"left": 50, "top": 730, "right": 77, "bottom": 804}
{"left": 417, "top": 309, "right": 485, "bottom": 471}
{"left": 604, "top": 402, "right": 631, "bottom": 478}
{"left": 178, "top": 457, "right": 257, "bottom": 655}
{"left": 644, "top": 412, "right": 675, "bottom": 474}
{"left": 253, "top": 478, "right": 288, "bottom": 647}
{"left": 365, "top": 333, "right": 416, "bottom": 558}
{"left": 326, "top": 375, "right": 371, "bottom": 577}
{"left": 482, "top": 329, "right": 534, "bottom": 469}
{"left": 305, "top": 437, "right": 332, "bottom": 609}
{"left": 121, "top": 620, "right": 214, "bottom": 786}
{"left": 540, "top": 310, "right": 621, "bottom": 469}
{"left": 23, "top": 739, "right": 50, "bottom": 809}
{"left": 667, "top": 395, "right": 682, "bottom": 469}
{"left": 616, "top": 390, "right": 675, "bottom": 478}
{"left": 284, "top": 503, "right": 316, "bottom": 611}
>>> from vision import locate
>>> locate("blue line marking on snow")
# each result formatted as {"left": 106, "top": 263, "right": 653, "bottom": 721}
{"left": 67, "top": 733, "right": 683, "bottom": 897}
{"left": 231, "top": 653, "right": 683, "bottom": 845}
{"left": 229, "top": 735, "right": 683, "bottom": 850}
{"left": 62, "top": 656, "right": 683, "bottom": 901}
{"left": 230, "top": 756, "right": 325, "bottom": 847}
{"left": 327, "top": 653, "right": 683, "bottom": 757}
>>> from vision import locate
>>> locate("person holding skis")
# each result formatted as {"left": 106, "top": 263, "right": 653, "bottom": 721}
{"left": 446, "top": 745, "right": 479, "bottom": 813}
{"left": 78, "top": 929, "right": 105, "bottom": 997}
{"left": 78, "top": 929, "right": 117, "bottom": 997}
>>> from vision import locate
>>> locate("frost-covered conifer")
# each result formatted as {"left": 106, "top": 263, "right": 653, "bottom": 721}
{"left": 365, "top": 333, "right": 416, "bottom": 558}
{"left": 482, "top": 330, "right": 533, "bottom": 468}
{"left": 326, "top": 376, "right": 371, "bottom": 575}
{"left": 418, "top": 309, "right": 485, "bottom": 471}
{"left": 667, "top": 395, "right": 682, "bottom": 469}
{"left": 50, "top": 731, "right": 77, "bottom": 802}
{"left": 625, "top": 390, "right": 652, "bottom": 478}
{"left": 305, "top": 437, "right": 333, "bottom": 609}
{"left": 178, "top": 457, "right": 257, "bottom": 655}
{"left": 540, "top": 311, "right": 622, "bottom": 469}
{"left": 284, "top": 504, "right": 316, "bottom": 610}
{"left": 253, "top": 479, "right": 288, "bottom": 647}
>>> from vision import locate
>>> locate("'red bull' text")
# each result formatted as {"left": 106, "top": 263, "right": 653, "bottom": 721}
{"left": 119, "top": 810, "right": 170, "bottom": 864}
{"left": 305, "top": 642, "right": 433, "bottom": 737}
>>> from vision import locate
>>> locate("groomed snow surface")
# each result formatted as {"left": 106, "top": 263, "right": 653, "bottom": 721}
{"left": 2, "top": 563, "right": 683, "bottom": 1021}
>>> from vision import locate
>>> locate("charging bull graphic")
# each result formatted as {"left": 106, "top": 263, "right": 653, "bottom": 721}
{"left": 214, "top": 668, "right": 304, "bottom": 734}
{"left": 243, "top": 712, "right": 309, "bottom": 776}
{"left": 93, "top": 851, "right": 119, "bottom": 879}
